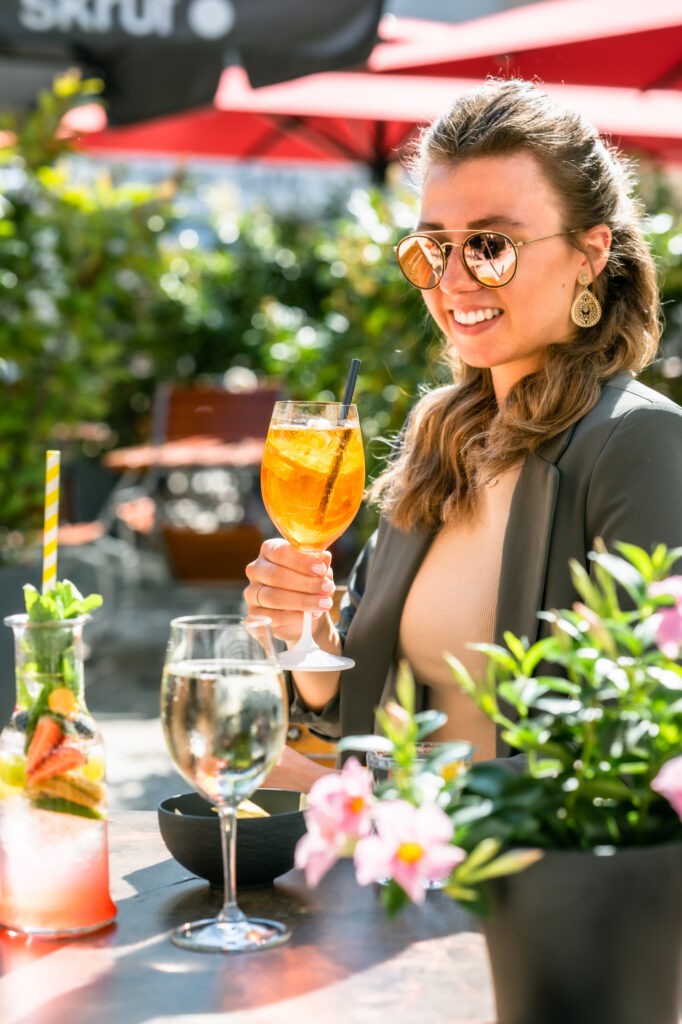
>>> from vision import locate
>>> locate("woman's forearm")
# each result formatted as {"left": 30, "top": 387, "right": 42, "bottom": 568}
{"left": 289, "top": 613, "right": 342, "bottom": 710}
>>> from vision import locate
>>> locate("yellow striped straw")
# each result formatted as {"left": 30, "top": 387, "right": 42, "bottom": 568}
{"left": 42, "top": 449, "right": 61, "bottom": 594}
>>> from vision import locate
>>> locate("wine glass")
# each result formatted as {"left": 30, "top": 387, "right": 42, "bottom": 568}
{"left": 160, "top": 614, "right": 290, "bottom": 952}
{"left": 260, "top": 400, "right": 365, "bottom": 672}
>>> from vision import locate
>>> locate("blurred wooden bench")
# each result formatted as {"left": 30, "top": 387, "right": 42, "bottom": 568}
{"left": 104, "top": 382, "right": 280, "bottom": 473}
{"left": 102, "top": 382, "right": 279, "bottom": 580}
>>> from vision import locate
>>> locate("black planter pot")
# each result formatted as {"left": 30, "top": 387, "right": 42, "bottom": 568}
{"left": 484, "top": 842, "right": 682, "bottom": 1024}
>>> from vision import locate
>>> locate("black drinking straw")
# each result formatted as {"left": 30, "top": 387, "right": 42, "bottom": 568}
{"left": 315, "top": 359, "right": 361, "bottom": 524}
{"left": 340, "top": 358, "right": 361, "bottom": 419}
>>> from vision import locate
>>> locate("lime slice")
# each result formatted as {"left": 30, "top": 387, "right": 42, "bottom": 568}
{"left": 0, "top": 755, "right": 26, "bottom": 789}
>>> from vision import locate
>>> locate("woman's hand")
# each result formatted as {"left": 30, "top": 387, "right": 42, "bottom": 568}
{"left": 262, "top": 743, "right": 336, "bottom": 793}
{"left": 244, "top": 538, "right": 336, "bottom": 645}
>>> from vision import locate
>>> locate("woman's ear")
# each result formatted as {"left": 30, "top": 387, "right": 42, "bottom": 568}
{"left": 578, "top": 224, "right": 612, "bottom": 279}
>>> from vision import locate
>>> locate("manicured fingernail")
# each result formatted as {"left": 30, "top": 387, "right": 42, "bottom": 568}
{"left": 318, "top": 596, "right": 333, "bottom": 609}
{"left": 311, "top": 562, "right": 327, "bottom": 575}
{"left": 320, "top": 579, "right": 335, "bottom": 594}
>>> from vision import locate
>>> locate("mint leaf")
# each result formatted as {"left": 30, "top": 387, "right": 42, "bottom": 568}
{"left": 23, "top": 580, "right": 102, "bottom": 621}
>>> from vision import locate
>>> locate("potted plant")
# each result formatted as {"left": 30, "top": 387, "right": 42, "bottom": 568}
{"left": 295, "top": 541, "right": 682, "bottom": 1024}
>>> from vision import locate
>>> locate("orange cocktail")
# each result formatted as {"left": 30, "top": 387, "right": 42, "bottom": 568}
{"left": 261, "top": 401, "right": 364, "bottom": 671}
{"left": 261, "top": 420, "right": 364, "bottom": 551}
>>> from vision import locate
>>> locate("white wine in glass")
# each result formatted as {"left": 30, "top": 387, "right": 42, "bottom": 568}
{"left": 160, "top": 614, "right": 290, "bottom": 952}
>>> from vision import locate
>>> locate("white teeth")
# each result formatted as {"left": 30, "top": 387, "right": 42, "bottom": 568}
{"left": 453, "top": 308, "right": 502, "bottom": 326}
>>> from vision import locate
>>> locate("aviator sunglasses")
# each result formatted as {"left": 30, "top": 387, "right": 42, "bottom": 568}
{"left": 395, "top": 229, "right": 578, "bottom": 290}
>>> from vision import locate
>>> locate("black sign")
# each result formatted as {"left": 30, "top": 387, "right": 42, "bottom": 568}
{"left": 0, "top": 0, "right": 385, "bottom": 123}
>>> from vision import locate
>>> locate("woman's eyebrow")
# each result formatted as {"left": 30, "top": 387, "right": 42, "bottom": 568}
{"left": 415, "top": 216, "right": 527, "bottom": 232}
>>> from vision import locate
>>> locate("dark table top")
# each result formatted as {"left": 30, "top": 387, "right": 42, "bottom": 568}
{"left": 0, "top": 811, "right": 495, "bottom": 1024}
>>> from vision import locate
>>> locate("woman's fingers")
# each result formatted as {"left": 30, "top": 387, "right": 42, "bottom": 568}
{"left": 259, "top": 537, "right": 330, "bottom": 571}
{"left": 244, "top": 538, "right": 335, "bottom": 641}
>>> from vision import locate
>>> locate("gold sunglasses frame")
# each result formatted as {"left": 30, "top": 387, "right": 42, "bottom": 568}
{"left": 394, "top": 229, "right": 579, "bottom": 290}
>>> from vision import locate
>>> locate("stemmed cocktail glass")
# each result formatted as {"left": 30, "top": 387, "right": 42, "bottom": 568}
{"left": 261, "top": 401, "right": 365, "bottom": 672}
{"left": 160, "top": 614, "right": 290, "bottom": 952}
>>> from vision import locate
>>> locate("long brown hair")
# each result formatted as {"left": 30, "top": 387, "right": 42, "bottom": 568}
{"left": 369, "top": 79, "right": 660, "bottom": 530}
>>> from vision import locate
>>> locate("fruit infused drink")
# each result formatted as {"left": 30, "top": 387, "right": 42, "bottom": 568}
{"left": 261, "top": 418, "right": 365, "bottom": 551}
{"left": 0, "top": 581, "right": 116, "bottom": 937}
{"left": 0, "top": 800, "right": 114, "bottom": 933}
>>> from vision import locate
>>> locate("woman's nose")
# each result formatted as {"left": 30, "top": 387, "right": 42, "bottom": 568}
{"left": 438, "top": 244, "right": 479, "bottom": 294}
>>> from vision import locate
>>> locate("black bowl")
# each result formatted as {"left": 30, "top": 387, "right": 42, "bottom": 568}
{"left": 157, "top": 789, "right": 307, "bottom": 889}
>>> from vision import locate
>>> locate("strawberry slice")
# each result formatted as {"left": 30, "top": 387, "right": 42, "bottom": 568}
{"left": 25, "top": 715, "right": 63, "bottom": 775}
{"left": 26, "top": 745, "right": 86, "bottom": 785}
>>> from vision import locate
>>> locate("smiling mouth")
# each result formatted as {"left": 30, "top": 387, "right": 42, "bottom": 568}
{"left": 452, "top": 308, "right": 503, "bottom": 326}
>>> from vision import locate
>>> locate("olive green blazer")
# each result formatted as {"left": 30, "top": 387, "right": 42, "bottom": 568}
{"left": 290, "top": 374, "right": 682, "bottom": 755}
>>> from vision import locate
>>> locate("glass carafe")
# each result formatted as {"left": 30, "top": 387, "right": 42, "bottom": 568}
{"left": 0, "top": 614, "right": 117, "bottom": 937}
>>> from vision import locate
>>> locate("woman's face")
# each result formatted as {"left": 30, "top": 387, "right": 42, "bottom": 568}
{"left": 417, "top": 151, "right": 604, "bottom": 402}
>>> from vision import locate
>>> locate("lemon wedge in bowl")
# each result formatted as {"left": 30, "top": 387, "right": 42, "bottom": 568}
{"left": 200, "top": 798, "right": 270, "bottom": 818}
{"left": 236, "top": 798, "right": 270, "bottom": 819}
{"left": 159, "top": 790, "right": 306, "bottom": 887}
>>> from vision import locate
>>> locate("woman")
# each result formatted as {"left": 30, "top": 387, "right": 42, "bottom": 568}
{"left": 245, "top": 79, "right": 682, "bottom": 783}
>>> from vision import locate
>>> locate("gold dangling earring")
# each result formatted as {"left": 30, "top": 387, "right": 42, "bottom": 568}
{"left": 570, "top": 270, "right": 601, "bottom": 328}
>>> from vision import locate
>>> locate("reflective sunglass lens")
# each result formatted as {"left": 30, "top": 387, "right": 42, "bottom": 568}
{"left": 396, "top": 234, "right": 443, "bottom": 289}
{"left": 397, "top": 231, "right": 518, "bottom": 289}
{"left": 463, "top": 232, "right": 517, "bottom": 287}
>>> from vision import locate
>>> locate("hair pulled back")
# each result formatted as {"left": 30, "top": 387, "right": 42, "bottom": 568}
{"left": 369, "top": 79, "right": 660, "bottom": 530}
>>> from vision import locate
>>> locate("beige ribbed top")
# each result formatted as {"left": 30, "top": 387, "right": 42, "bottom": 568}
{"left": 398, "top": 467, "right": 521, "bottom": 760}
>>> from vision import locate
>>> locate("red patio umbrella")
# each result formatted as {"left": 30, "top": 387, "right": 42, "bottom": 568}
{"left": 68, "top": 66, "right": 435, "bottom": 181}
{"left": 369, "top": 2, "right": 682, "bottom": 91}
{"left": 68, "top": 67, "right": 682, "bottom": 174}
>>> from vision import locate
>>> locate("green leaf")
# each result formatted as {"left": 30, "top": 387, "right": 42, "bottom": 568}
{"left": 589, "top": 550, "right": 643, "bottom": 604}
{"left": 502, "top": 631, "right": 527, "bottom": 662}
{"left": 468, "top": 642, "right": 519, "bottom": 673}
{"left": 395, "top": 659, "right": 416, "bottom": 715}
{"left": 570, "top": 559, "right": 608, "bottom": 613}
{"left": 520, "top": 637, "right": 562, "bottom": 676}
{"left": 533, "top": 697, "right": 582, "bottom": 715}
{"left": 648, "top": 666, "right": 682, "bottom": 691}
{"left": 613, "top": 542, "right": 655, "bottom": 579}
{"left": 380, "top": 879, "right": 412, "bottom": 917}
{"left": 454, "top": 837, "right": 501, "bottom": 879}
{"left": 444, "top": 653, "right": 476, "bottom": 694}
{"left": 465, "top": 847, "right": 543, "bottom": 883}
{"left": 574, "top": 778, "right": 634, "bottom": 801}
{"left": 414, "top": 710, "right": 448, "bottom": 738}
{"left": 443, "top": 880, "right": 480, "bottom": 903}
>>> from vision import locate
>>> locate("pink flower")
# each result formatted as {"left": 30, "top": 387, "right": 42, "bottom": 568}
{"left": 648, "top": 576, "right": 682, "bottom": 658}
{"left": 651, "top": 755, "right": 682, "bottom": 819}
{"left": 294, "top": 757, "right": 374, "bottom": 887}
{"left": 304, "top": 757, "right": 374, "bottom": 839}
{"left": 383, "top": 700, "right": 412, "bottom": 734}
{"left": 294, "top": 828, "right": 346, "bottom": 888}
{"left": 353, "top": 799, "right": 465, "bottom": 904}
